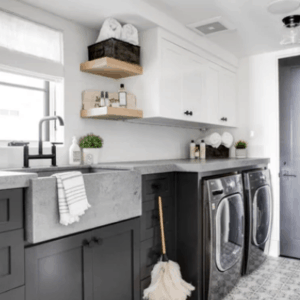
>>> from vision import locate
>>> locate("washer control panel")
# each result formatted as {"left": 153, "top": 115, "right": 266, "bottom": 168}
{"left": 206, "top": 174, "right": 243, "bottom": 201}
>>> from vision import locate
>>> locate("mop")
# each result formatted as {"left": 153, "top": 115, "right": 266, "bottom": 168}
{"left": 143, "top": 196, "right": 195, "bottom": 300}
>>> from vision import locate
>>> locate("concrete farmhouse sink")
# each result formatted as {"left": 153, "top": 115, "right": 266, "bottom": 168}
{"left": 11, "top": 166, "right": 142, "bottom": 244}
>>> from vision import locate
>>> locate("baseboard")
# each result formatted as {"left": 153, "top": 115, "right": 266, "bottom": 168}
{"left": 269, "top": 239, "right": 280, "bottom": 257}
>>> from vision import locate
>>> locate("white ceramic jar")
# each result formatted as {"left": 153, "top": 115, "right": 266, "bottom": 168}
{"left": 235, "top": 148, "right": 247, "bottom": 158}
{"left": 82, "top": 148, "right": 101, "bottom": 164}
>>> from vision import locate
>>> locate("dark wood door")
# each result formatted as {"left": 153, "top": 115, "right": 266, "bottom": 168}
{"left": 25, "top": 231, "right": 92, "bottom": 300}
{"left": 84, "top": 218, "right": 140, "bottom": 300}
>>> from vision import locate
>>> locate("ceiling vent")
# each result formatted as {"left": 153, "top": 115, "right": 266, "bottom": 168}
{"left": 187, "top": 16, "right": 235, "bottom": 36}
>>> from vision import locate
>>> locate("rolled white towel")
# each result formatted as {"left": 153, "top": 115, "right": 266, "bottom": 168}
{"left": 205, "top": 132, "right": 222, "bottom": 149}
{"left": 221, "top": 132, "right": 234, "bottom": 148}
{"left": 95, "top": 18, "right": 122, "bottom": 43}
{"left": 121, "top": 24, "right": 139, "bottom": 45}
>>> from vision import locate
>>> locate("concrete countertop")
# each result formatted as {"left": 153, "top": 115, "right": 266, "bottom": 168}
{"left": 0, "top": 171, "right": 37, "bottom": 190}
{"left": 0, "top": 157, "right": 269, "bottom": 190}
{"left": 93, "top": 157, "right": 270, "bottom": 175}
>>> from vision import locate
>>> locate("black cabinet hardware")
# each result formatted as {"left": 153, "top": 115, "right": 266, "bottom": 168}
{"left": 184, "top": 111, "right": 193, "bottom": 116}
{"left": 92, "top": 237, "right": 103, "bottom": 246}
{"left": 221, "top": 117, "right": 228, "bottom": 121}
{"left": 151, "top": 183, "right": 162, "bottom": 191}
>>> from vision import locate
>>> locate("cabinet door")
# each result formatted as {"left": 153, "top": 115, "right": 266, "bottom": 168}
{"left": 182, "top": 51, "right": 208, "bottom": 122}
{"left": 0, "top": 230, "right": 24, "bottom": 294}
{"left": 84, "top": 219, "right": 140, "bottom": 300}
{"left": 0, "top": 286, "right": 24, "bottom": 300}
{"left": 160, "top": 39, "right": 183, "bottom": 120}
{"left": 0, "top": 189, "right": 23, "bottom": 233}
{"left": 25, "top": 231, "right": 91, "bottom": 300}
{"left": 219, "top": 68, "right": 237, "bottom": 127}
{"left": 206, "top": 63, "right": 220, "bottom": 124}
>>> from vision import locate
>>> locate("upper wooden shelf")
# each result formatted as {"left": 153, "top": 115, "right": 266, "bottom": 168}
{"left": 80, "top": 57, "right": 143, "bottom": 79}
{"left": 81, "top": 107, "right": 143, "bottom": 120}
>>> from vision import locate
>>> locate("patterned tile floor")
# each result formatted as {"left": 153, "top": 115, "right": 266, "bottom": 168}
{"left": 225, "top": 256, "right": 300, "bottom": 300}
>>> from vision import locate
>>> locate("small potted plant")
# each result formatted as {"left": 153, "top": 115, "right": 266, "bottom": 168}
{"left": 235, "top": 140, "right": 248, "bottom": 158}
{"left": 79, "top": 133, "right": 103, "bottom": 164}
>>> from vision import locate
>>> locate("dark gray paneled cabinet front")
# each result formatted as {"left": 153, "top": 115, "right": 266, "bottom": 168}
{"left": 25, "top": 218, "right": 140, "bottom": 300}
{"left": 0, "top": 230, "right": 24, "bottom": 295}
{"left": 140, "top": 173, "right": 176, "bottom": 294}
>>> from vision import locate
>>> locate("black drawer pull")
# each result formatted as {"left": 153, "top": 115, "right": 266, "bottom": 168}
{"left": 83, "top": 239, "right": 93, "bottom": 248}
{"left": 93, "top": 237, "right": 103, "bottom": 246}
{"left": 151, "top": 183, "right": 162, "bottom": 190}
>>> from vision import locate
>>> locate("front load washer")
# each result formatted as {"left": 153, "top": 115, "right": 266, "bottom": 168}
{"left": 242, "top": 169, "right": 273, "bottom": 275}
{"left": 203, "top": 174, "right": 245, "bottom": 300}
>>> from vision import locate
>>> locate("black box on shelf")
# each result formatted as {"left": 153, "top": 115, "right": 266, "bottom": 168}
{"left": 88, "top": 38, "right": 140, "bottom": 65}
{"left": 206, "top": 145, "right": 229, "bottom": 159}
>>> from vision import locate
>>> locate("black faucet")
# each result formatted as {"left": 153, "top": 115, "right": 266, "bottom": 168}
{"left": 22, "top": 116, "right": 64, "bottom": 168}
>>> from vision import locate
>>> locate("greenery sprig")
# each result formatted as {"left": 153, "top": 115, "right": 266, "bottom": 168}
{"left": 235, "top": 140, "right": 248, "bottom": 149}
{"left": 79, "top": 133, "right": 103, "bottom": 149}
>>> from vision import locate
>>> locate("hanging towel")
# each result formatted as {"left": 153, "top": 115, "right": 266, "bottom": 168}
{"left": 205, "top": 132, "right": 222, "bottom": 149}
{"left": 221, "top": 132, "right": 234, "bottom": 148}
{"left": 95, "top": 18, "right": 122, "bottom": 43}
{"left": 52, "top": 171, "right": 91, "bottom": 226}
{"left": 121, "top": 24, "right": 139, "bottom": 45}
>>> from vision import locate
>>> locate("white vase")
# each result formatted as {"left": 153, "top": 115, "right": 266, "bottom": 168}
{"left": 82, "top": 148, "right": 101, "bottom": 165}
{"left": 235, "top": 148, "right": 247, "bottom": 159}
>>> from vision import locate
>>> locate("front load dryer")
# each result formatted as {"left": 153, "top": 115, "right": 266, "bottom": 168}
{"left": 242, "top": 169, "right": 273, "bottom": 275}
{"left": 203, "top": 174, "right": 245, "bottom": 300}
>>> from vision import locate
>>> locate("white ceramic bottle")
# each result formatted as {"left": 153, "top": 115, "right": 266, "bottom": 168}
{"left": 69, "top": 136, "right": 81, "bottom": 165}
{"left": 190, "top": 140, "right": 195, "bottom": 159}
{"left": 200, "top": 140, "right": 206, "bottom": 159}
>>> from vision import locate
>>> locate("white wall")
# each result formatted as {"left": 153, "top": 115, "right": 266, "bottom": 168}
{"left": 235, "top": 47, "right": 300, "bottom": 257}
{"left": 0, "top": 0, "right": 201, "bottom": 169}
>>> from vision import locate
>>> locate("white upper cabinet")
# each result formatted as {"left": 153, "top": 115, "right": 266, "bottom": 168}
{"left": 206, "top": 63, "right": 237, "bottom": 127}
{"left": 130, "top": 27, "right": 237, "bottom": 128}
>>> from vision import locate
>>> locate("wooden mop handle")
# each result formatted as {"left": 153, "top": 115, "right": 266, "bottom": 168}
{"left": 158, "top": 196, "right": 166, "bottom": 255}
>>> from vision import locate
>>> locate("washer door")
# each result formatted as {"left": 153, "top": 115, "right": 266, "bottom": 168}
{"left": 216, "top": 194, "right": 244, "bottom": 272}
{"left": 253, "top": 185, "right": 272, "bottom": 247}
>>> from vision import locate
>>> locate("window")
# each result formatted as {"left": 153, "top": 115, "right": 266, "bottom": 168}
{"left": 0, "top": 10, "right": 63, "bottom": 63}
{"left": 0, "top": 70, "right": 62, "bottom": 142}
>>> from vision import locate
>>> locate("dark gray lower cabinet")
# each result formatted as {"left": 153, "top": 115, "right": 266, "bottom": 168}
{"left": 140, "top": 173, "right": 176, "bottom": 296}
{"left": 25, "top": 218, "right": 140, "bottom": 300}
{"left": 0, "top": 287, "right": 24, "bottom": 300}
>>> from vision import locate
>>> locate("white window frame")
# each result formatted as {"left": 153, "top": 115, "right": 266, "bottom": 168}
{"left": 0, "top": 65, "right": 64, "bottom": 148}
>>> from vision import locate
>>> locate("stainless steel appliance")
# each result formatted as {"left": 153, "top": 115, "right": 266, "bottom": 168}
{"left": 242, "top": 169, "right": 272, "bottom": 275}
{"left": 203, "top": 174, "right": 245, "bottom": 300}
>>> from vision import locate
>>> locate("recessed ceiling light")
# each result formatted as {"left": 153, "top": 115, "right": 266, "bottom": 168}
{"left": 267, "top": 0, "right": 300, "bottom": 14}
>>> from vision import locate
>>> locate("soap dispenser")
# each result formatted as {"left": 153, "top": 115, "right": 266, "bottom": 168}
{"left": 69, "top": 136, "right": 81, "bottom": 165}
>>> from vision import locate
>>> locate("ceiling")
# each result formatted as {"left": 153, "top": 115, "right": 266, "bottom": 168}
{"left": 18, "top": 0, "right": 300, "bottom": 58}
{"left": 142, "top": 0, "right": 300, "bottom": 58}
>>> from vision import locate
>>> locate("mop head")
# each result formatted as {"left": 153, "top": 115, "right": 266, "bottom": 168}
{"left": 143, "top": 259, "right": 195, "bottom": 300}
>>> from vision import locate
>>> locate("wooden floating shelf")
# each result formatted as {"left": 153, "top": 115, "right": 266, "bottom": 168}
{"left": 80, "top": 57, "right": 143, "bottom": 79}
{"left": 81, "top": 107, "right": 143, "bottom": 120}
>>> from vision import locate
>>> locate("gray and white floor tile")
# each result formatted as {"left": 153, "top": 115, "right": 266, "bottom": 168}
{"left": 225, "top": 257, "right": 300, "bottom": 299}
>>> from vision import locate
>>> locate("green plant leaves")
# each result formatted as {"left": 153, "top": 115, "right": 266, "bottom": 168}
{"left": 79, "top": 134, "right": 103, "bottom": 148}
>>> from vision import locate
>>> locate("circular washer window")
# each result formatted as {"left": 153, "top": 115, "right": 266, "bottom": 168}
{"left": 216, "top": 194, "right": 244, "bottom": 272}
{"left": 253, "top": 185, "right": 272, "bottom": 246}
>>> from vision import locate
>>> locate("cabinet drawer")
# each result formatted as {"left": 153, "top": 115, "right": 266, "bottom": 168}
{"left": 141, "top": 277, "right": 151, "bottom": 299}
{"left": 140, "top": 234, "right": 175, "bottom": 279}
{"left": 0, "top": 230, "right": 24, "bottom": 294}
{"left": 0, "top": 189, "right": 23, "bottom": 233}
{"left": 143, "top": 173, "right": 173, "bottom": 199}
{"left": 141, "top": 196, "right": 174, "bottom": 241}
{"left": 0, "top": 286, "right": 24, "bottom": 300}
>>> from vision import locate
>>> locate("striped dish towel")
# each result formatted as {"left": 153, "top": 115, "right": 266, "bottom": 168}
{"left": 52, "top": 171, "right": 91, "bottom": 226}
